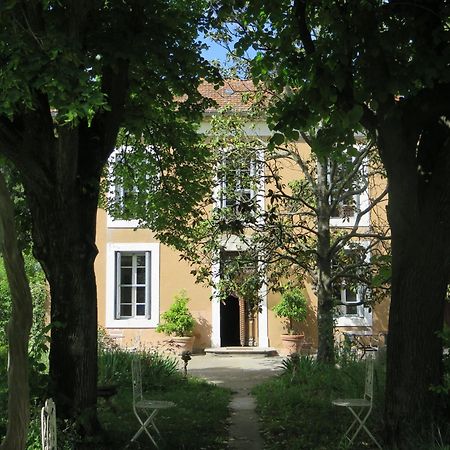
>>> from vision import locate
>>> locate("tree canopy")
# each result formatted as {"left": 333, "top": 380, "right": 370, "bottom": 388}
{"left": 0, "top": 1, "right": 220, "bottom": 445}
{"left": 210, "top": 0, "right": 450, "bottom": 447}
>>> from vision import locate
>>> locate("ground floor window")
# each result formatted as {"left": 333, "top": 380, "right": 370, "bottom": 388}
{"left": 116, "top": 252, "right": 150, "bottom": 319}
{"left": 106, "top": 243, "right": 160, "bottom": 328}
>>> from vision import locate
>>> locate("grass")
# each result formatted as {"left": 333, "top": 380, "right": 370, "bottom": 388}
{"left": 254, "top": 351, "right": 450, "bottom": 450}
{"left": 0, "top": 344, "right": 231, "bottom": 450}
{"left": 253, "top": 353, "right": 386, "bottom": 450}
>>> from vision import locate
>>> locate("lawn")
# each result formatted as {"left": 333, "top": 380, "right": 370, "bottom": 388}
{"left": 253, "top": 351, "right": 450, "bottom": 450}
{"left": 253, "top": 352, "right": 385, "bottom": 450}
{"left": 0, "top": 344, "right": 231, "bottom": 450}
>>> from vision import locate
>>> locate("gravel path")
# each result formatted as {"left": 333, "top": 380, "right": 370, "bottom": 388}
{"left": 188, "top": 354, "right": 284, "bottom": 449}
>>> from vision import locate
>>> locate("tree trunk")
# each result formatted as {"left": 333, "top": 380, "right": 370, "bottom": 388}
{"left": 380, "top": 119, "right": 450, "bottom": 447}
{"left": 25, "top": 164, "right": 102, "bottom": 445}
{"left": 315, "top": 157, "right": 335, "bottom": 364}
{"left": 0, "top": 171, "right": 33, "bottom": 450}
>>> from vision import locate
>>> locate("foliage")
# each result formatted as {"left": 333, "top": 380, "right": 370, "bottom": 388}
{"left": 0, "top": 0, "right": 220, "bottom": 431}
{"left": 212, "top": 1, "right": 450, "bottom": 441}
{"left": 0, "top": 252, "right": 48, "bottom": 387}
{"left": 156, "top": 290, "right": 196, "bottom": 337}
{"left": 0, "top": 344, "right": 231, "bottom": 449}
{"left": 179, "top": 110, "right": 390, "bottom": 362}
{"left": 98, "top": 346, "right": 180, "bottom": 389}
{"left": 273, "top": 285, "right": 308, "bottom": 334}
{"left": 254, "top": 355, "right": 385, "bottom": 449}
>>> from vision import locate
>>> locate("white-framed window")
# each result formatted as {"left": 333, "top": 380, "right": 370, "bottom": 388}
{"left": 107, "top": 185, "right": 140, "bottom": 229}
{"left": 106, "top": 243, "right": 160, "bottom": 328}
{"left": 329, "top": 157, "right": 370, "bottom": 228}
{"left": 334, "top": 244, "right": 372, "bottom": 327}
{"left": 220, "top": 154, "right": 257, "bottom": 211}
{"left": 106, "top": 149, "right": 140, "bottom": 228}
{"left": 215, "top": 148, "right": 265, "bottom": 217}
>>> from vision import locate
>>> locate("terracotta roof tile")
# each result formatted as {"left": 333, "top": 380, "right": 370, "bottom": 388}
{"left": 199, "top": 80, "right": 256, "bottom": 113}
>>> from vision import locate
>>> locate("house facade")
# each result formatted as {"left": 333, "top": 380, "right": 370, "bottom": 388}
{"left": 95, "top": 80, "right": 390, "bottom": 353}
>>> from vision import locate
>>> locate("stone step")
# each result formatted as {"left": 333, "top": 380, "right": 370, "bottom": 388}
{"left": 204, "top": 346, "right": 279, "bottom": 357}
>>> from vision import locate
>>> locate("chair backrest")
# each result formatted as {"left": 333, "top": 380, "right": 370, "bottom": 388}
{"left": 132, "top": 357, "right": 143, "bottom": 403}
{"left": 41, "top": 398, "right": 57, "bottom": 450}
{"left": 364, "top": 356, "right": 375, "bottom": 401}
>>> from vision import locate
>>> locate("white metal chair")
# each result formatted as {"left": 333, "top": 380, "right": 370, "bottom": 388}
{"left": 332, "top": 356, "right": 382, "bottom": 449}
{"left": 131, "top": 357, "right": 175, "bottom": 447}
{"left": 41, "top": 398, "right": 57, "bottom": 450}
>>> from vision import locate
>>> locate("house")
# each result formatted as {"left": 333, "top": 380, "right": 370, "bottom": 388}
{"left": 95, "top": 80, "right": 390, "bottom": 354}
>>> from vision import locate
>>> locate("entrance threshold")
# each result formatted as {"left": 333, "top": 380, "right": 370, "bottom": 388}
{"left": 204, "top": 347, "right": 278, "bottom": 357}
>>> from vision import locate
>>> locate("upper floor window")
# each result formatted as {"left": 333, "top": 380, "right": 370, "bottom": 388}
{"left": 221, "top": 155, "right": 256, "bottom": 211}
{"left": 216, "top": 149, "right": 264, "bottom": 219}
{"left": 328, "top": 156, "right": 369, "bottom": 227}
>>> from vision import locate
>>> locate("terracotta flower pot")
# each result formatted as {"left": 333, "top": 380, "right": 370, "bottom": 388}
{"left": 280, "top": 334, "right": 305, "bottom": 356}
{"left": 169, "top": 336, "right": 195, "bottom": 354}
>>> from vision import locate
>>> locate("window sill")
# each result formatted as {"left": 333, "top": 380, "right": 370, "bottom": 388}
{"left": 335, "top": 316, "right": 372, "bottom": 327}
{"left": 106, "top": 318, "right": 158, "bottom": 329}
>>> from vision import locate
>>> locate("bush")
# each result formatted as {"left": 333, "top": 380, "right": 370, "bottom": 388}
{"left": 156, "top": 290, "right": 195, "bottom": 337}
{"left": 98, "top": 346, "right": 180, "bottom": 388}
{"left": 273, "top": 285, "right": 308, "bottom": 334}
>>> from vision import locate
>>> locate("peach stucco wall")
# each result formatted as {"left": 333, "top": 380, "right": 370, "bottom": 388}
{"left": 95, "top": 208, "right": 213, "bottom": 351}
{"left": 95, "top": 137, "right": 390, "bottom": 354}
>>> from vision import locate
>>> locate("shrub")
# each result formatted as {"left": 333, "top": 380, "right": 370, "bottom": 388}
{"left": 273, "top": 285, "right": 308, "bottom": 334}
{"left": 156, "top": 290, "right": 195, "bottom": 337}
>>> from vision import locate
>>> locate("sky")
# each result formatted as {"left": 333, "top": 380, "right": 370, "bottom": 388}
{"left": 201, "top": 38, "right": 231, "bottom": 64}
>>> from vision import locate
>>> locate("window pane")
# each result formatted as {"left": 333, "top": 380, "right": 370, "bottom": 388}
{"left": 345, "top": 305, "right": 358, "bottom": 315}
{"left": 120, "top": 304, "right": 132, "bottom": 317}
{"left": 136, "top": 304, "right": 146, "bottom": 316}
{"left": 121, "top": 267, "right": 132, "bottom": 285}
{"left": 346, "top": 288, "right": 357, "bottom": 303}
{"left": 121, "top": 255, "right": 132, "bottom": 266}
{"left": 136, "top": 287, "right": 145, "bottom": 303}
{"left": 136, "top": 254, "right": 146, "bottom": 266}
{"left": 136, "top": 268, "right": 146, "bottom": 284}
{"left": 120, "top": 287, "right": 132, "bottom": 302}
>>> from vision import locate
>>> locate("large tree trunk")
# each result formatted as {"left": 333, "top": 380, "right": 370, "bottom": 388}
{"left": 380, "top": 119, "right": 450, "bottom": 448}
{"left": 26, "top": 171, "right": 101, "bottom": 440}
{"left": 315, "top": 157, "right": 335, "bottom": 364}
{"left": 14, "top": 119, "right": 114, "bottom": 447}
{"left": 0, "top": 171, "right": 33, "bottom": 450}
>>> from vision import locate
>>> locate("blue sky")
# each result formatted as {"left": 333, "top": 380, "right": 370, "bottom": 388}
{"left": 201, "top": 38, "right": 230, "bottom": 63}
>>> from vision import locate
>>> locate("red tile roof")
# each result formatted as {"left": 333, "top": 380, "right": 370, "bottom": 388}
{"left": 199, "top": 80, "right": 256, "bottom": 113}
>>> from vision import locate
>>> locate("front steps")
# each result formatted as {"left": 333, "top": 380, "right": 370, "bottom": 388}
{"left": 204, "top": 346, "right": 279, "bottom": 357}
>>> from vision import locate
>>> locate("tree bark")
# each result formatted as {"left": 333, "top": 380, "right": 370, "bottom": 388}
{"left": 379, "top": 118, "right": 450, "bottom": 447}
{"left": 0, "top": 171, "right": 33, "bottom": 450}
{"left": 25, "top": 163, "right": 102, "bottom": 440}
{"left": 315, "top": 157, "right": 335, "bottom": 364}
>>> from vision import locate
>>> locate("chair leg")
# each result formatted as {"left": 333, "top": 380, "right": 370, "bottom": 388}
{"left": 360, "top": 424, "right": 383, "bottom": 449}
{"left": 344, "top": 406, "right": 382, "bottom": 449}
{"left": 132, "top": 409, "right": 159, "bottom": 447}
{"left": 341, "top": 407, "right": 365, "bottom": 443}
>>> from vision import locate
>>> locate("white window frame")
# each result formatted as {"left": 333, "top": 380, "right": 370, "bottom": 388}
{"left": 214, "top": 147, "right": 265, "bottom": 215}
{"left": 335, "top": 243, "right": 372, "bottom": 327}
{"left": 106, "top": 148, "right": 140, "bottom": 228}
{"left": 329, "top": 157, "right": 370, "bottom": 228}
{"left": 106, "top": 242, "right": 160, "bottom": 328}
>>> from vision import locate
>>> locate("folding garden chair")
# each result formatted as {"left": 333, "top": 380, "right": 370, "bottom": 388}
{"left": 131, "top": 357, "right": 175, "bottom": 447}
{"left": 332, "top": 356, "right": 382, "bottom": 449}
{"left": 41, "top": 398, "right": 57, "bottom": 450}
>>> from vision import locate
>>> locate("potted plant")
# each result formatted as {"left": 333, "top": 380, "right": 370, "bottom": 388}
{"left": 156, "top": 290, "right": 196, "bottom": 353}
{"left": 273, "top": 284, "right": 308, "bottom": 355}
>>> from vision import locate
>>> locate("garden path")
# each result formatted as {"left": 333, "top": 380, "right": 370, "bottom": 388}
{"left": 188, "top": 354, "right": 284, "bottom": 450}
